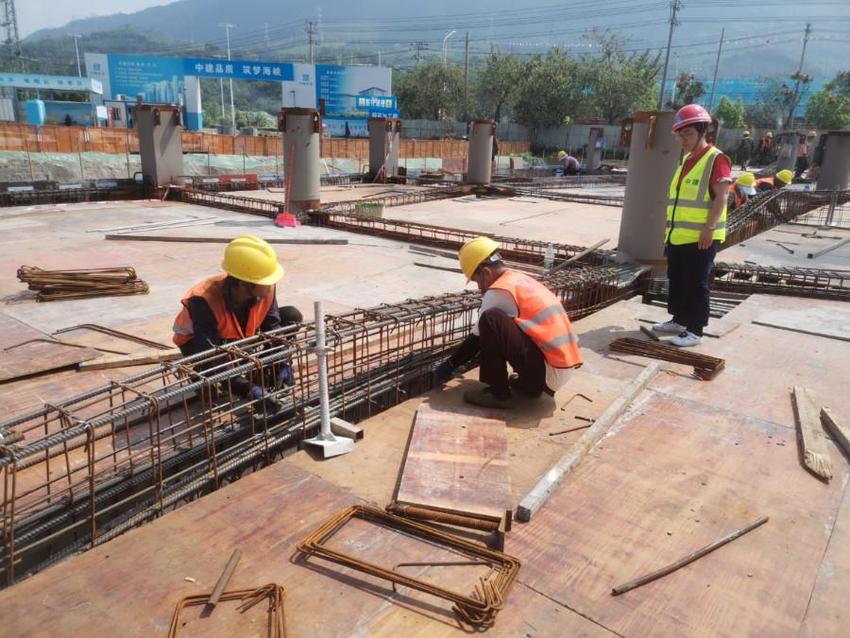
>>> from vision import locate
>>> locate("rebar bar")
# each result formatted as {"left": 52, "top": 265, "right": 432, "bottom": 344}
{"left": 608, "top": 337, "right": 725, "bottom": 380}
{"left": 712, "top": 262, "right": 850, "bottom": 301}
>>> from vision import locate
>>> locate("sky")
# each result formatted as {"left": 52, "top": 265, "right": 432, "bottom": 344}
{"left": 18, "top": 0, "right": 170, "bottom": 37}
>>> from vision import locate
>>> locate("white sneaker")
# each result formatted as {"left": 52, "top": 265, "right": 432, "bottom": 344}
{"left": 652, "top": 320, "right": 685, "bottom": 334}
{"left": 671, "top": 331, "right": 702, "bottom": 347}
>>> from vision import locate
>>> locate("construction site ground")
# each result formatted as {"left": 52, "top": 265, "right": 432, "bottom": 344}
{"left": 0, "top": 189, "right": 849, "bottom": 636}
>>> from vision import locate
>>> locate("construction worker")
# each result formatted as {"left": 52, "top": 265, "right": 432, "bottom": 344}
{"left": 757, "top": 131, "right": 775, "bottom": 165}
{"left": 557, "top": 150, "right": 580, "bottom": 175}
{"left": 755, "top": 169, "right": 793, "bottom": 193}
{"left": 433, "top": 237, "right": 583, "bottom": 409}
{"left": 653, "top": 104, "right": 732, "bottom": 348}
{"left": 734, "top": 131, "right": 755, "bottom": 170}
{"left": 795, "top": 130, "right": 818, "bottom": 179}
{"left": 728, "top": 172, "right": 757, "bottom": 211}
{"left": 172, "top": 235, "right": 302, "bottom": 401}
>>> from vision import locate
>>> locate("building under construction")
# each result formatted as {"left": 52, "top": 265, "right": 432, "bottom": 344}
{"left": 0, "top": 109, "right": 849, "bottom": 637}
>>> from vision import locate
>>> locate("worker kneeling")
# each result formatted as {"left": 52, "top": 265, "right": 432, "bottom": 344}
{"left": 172, "top": 235, "right": 302, "bottom": 402}
{"left": 434, "top": 237, "right": 583, "bottom": 410}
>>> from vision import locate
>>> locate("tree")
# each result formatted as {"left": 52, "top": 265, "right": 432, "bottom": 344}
{"left": 395, "top": 61, "right": 464, "bottom": 120}
{"left": 671, "top": 73, "right": 705, "bottom": 108}
{"left": 806, "top": 70, "right": 850, "bottom": 129}
{"left": 714, "top": 96, "right": 746, "bottom": 129}
{"left": 580, "top": 34, "right": 660, "bottom": 124}
{"left": 745, "top": 78, "right": 794, "bottom": 129}
{"left": 512, "top": 50, "right": 583, "bottom": 129}
{"left": 473, "top": 53, "right": 526, "bottom": 121}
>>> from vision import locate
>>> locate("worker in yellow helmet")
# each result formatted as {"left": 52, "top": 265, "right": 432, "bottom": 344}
{"left": 735, "top": 130, "right": 755, "bottom": 170}
{"left": 728, "top": 172, "right": 757, "bottom": 211}
{"left": 557, "top": 149, "right": 580, "bottom": 175}
{"left": 755, "top": 169, "right": 793, "bottom": 193}
{"left": 172, "top": 235, "right": 302, "bottom": 402}
{"left": 433, "top": 237, "right": 583, "bottom": 409}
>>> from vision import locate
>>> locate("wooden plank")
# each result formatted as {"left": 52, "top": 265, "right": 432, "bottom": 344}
{"left": 104, "top": 234, "right": 348, "bottom": 245}
{"left": 821, "top": 407, "right": 850, "bottom": 460}
{"left": 793, "top": 386, "right": 833, "bottom": 481}
{"left": 78, "top": 348, "right": 182, "bottom": 371}
{"left": 516, "top": 362, "right": 658, "bottom": 522}
{"left": 394, "top": 403, "right": 511, "bottom": 522}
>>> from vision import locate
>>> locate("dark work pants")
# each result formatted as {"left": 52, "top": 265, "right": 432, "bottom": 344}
{"left": 665, "top": 241, "right": 718, "bottom": 337}
{"left": 476, "top": 308, "right": 547, "bottom": 398}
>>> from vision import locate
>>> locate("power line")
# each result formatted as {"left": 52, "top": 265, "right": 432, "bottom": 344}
{"left": 658, "top": 0, "right": 682, "bottom": 109}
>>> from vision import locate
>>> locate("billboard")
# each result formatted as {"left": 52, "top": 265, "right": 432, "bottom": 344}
{"left": 85, "top": 53, "right": 295, "bottom": 103}
{"left": 316, "top": 65, "right": 392, "bottom": 117}
{"left": 0, "top": 72, "right": 102, "bottom": 94}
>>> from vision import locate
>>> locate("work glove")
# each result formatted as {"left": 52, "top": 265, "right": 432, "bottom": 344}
{"left": 434, "top": 361, "right": 455, "bottom": 384}
{"left": 248, "top": 385, "right": 284, "bottom": 413}
{"left": 277, "top": 363, "right": 296, "bottom": 388}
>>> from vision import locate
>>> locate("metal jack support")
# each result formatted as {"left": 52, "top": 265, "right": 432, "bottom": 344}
{"left": 302, "top": 301, "right": 355, "bottom": 459}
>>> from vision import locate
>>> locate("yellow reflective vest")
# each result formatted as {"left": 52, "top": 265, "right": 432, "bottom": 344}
{"left": 665, "top": 146, "right": 728, "bottom": 245}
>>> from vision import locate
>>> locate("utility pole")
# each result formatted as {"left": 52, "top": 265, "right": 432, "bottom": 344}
{"left": 463, "top": 32, "right": 470, "bottom": 122}
{"left": 71, "top": 34, "right": 82, "bottom": 77}
{"left": 707, "top": 28, "right": 724, "bottom": 112}
{"left": 411, "top": 42, "right": 427, "bottom": 62}
{"left": 0, "top": 0, "right": 22, "bottom": 70}
{"left": 785, "top": 22, "right": 812, "bottom": 129}
{"left": 220, "top": 23, "right": 236, "bottom": 132}
{"left": 305, "top": 21, "right": 319, "bottom": 64}
{"left": 657, "top": 0, "right": 682, "bottom": 110}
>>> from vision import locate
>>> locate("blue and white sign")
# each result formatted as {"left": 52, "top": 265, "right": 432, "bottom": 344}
{"left": 0, "top": 73, "right": 102, "bottom": 95}
{"left": 184, "top": 58, "right": 294, "bottom": 82}
{"left": 355, "top": 95, "right": 397, "bottom": 111}
{"left": 316, "top": 65, "right": 392, "bottom": 118}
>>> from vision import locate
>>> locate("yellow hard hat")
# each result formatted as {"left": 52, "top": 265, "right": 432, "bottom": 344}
{"left": 807, "top": 129, "right": 817, "bottom": 138}
{"left": 742, "top": 130, "right": 750, "bottom": 137}
{"left": 221, "top": 235, "right": 285, "bottom": 285}
{"left": 557, "top": 150, "right": 567, "bottom": 159}
{"left": 776, "top": 169, "right": 793, "bottom": 185}
{"left": 766, "top": 131, "right": 774, "bottom": 138}
{"left": 736, "top": 172, "right": 757, "bottom": 194}
{"left": 458, "top": 236, "right": 500, "bottom": 281}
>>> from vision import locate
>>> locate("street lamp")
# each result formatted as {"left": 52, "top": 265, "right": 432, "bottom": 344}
{"left": 443, "top": 30, "right": 456, "bottom": 67}
{"left": 220, "top": 23, "right": 237, "bottom": 132}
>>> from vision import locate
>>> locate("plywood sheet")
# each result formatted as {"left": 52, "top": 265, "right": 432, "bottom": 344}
{"left": 395, "top": 403, "right": 511, "bottom": 521}
{"left": 508, "top": 390, "right": 849, "bottom": 638}
{"left": 0, "top": 313, "right": 101, "bottom": 382}
{"left": 754, "top": 305, "right": 850, "bottom": 342}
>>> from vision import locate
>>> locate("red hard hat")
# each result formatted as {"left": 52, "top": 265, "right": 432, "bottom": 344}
{"left": 672, "top": 104, "right": 712, "bottom": 132}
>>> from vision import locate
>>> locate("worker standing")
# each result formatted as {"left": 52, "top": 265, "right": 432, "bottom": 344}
{"left": 434, "top": 237, "right": 582, "bottom": 409}
{"left": 757, "top": 131, "right": 775, "bottom": 165}
{"left": 653, "top": 104, "right": 732, "bottom": 348}
{"left": 755, "top": 169, "right": 793, "bottom": 193}
{"left": 557, "top": 150, "right": 580, "bottom": 175}
{"left": 172, "top": 235, "right": 302, "bottom": 401}
{"left": 734, "top": 131, "right": 755, "bottom": 170}
{"left": 728, "top": 172, "right": 757, "bottom": 211}
{"left": 795, "top": 130, "right": 818, "bottom": 179}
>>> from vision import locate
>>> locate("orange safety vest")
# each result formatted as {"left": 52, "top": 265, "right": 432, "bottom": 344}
{"left": 489, "top": 270, "right": 583, "bottom": 369}
{"left": 754, "top": 177, "right": 776, "bottom": 192}
{"left": 172, "top": 274, "right": 275, "bottom": 347}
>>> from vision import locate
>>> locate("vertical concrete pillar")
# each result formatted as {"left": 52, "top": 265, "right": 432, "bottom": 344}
{"left": 816, "top": 131, "right": 850, "bottom": 191}
{"left": 775, "top": 131, "right": 800, "bottom": 174}
{"left": 467, "top": 119, "right": 495, "bottom": 185}
{"left": 617, "top": 111, "right": 681, "bottom": 269}
{"left": 183, "top": 76, "right": 203, "bottom": 131}
{"left": 279, "top": 107, "right": 321, "bottom": 213}
{"left": 135, "top": 104, "right": 184, "bottom": 188}
{"left": 588, "top": 127, "right": 604, "bottom": 171}
{"left": 368, "top": 118, "right": 401, "bottom": 181}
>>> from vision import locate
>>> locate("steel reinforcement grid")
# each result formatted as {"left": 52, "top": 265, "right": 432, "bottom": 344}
{"left": 0, "top": 262, "right": 645, "bottom": 587}
{"left": 725, "top": 189, "right": 850, "bottom": 247}
{"left": 712, "top": 262, "right": 850, "bottom": 301}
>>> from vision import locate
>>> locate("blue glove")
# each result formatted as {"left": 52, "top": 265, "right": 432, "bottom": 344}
{"left": 249, "top": 385, "right": 265, "bottom": 401}
{"left": 434, "top": 361, "right": 455, "bottom": 383}
{"left": 277, "top": 363, "right": 295, "bottom": 388}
